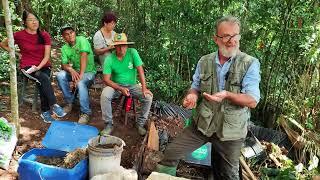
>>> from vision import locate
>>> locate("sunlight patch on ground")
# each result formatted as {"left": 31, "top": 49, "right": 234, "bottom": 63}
{"left": 20, "top": 126, "right": 41, "bottom": 141}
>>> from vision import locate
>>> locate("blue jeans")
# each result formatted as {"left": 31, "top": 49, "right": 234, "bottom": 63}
{"left": 100, "top": 84, "right": 153, "bottom": 126}
{"left": 56, "top": 70, "right": 95, "bottom": 115}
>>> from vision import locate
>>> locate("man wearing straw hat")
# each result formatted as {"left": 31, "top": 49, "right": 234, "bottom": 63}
{"left": 100, "top": 33, "right": 153, "bottom": 136}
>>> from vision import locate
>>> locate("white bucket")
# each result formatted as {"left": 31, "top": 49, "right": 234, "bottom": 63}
{"left": 88, "top": 135, "right": 126, "bottom": 179}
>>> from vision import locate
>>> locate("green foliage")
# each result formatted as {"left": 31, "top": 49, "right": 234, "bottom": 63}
{"left": 0, "top": 52, "right": 10, "bottom": 81}
{"left": 0, "top": 0, "right": 319, "bottom": 112}
{"left": 146, "top": 63, "right": 189, "bottom": 102}
{"left": 261, "top": 162, "right": 320, "bottom": 179}
{"left": 260, "top": 149, "right": 320, "bottom": 179}
{"left": 0, "top": 0, "right": 319, "bottom": 177}
{"left": 261, "top": 167, "right": 297, "bottom": 180}
{"left": 30, "top": 0, "right": 113, "bottom": 42}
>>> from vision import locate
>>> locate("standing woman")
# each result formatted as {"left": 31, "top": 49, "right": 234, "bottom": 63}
{"left": 93, "top": 11, "right": 117, "bottom": 66}
{"left": 0, "top": 11, "right": 66, "bottom": 123}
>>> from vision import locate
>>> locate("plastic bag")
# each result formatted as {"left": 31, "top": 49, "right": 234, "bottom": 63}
{"left": 0, "top": 117, "right": 18, "bottom": 170}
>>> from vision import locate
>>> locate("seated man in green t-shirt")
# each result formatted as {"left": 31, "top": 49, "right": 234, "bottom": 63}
{"left": 100, "top": 33, "right": 153, "bottom": 136}
{"left": 56, "top": 25, "right": 96, "bottom": 124}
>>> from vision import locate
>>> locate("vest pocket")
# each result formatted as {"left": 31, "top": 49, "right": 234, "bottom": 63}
{"left": 200, "top": 73, "right": 213, "bottom": 92}
{"left": 227, "top": 72, "right": 241, "bottom": 93}
{"left": 194, "top": 103, "right": 213, "bottom": 131}
{"left": 221, "top": 109, "right": 248, "bottom": 140}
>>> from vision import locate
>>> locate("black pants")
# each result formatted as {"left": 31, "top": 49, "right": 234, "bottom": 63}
{"left": 161, "top": 125, "right": 244, "bottom": 180}
{"left": 22, "top": 67, "right": 57, "bottom": 112}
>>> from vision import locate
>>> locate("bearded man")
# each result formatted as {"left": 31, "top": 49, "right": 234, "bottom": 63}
{"left": 156, "top": 16, "right": 261, "bottom": 180}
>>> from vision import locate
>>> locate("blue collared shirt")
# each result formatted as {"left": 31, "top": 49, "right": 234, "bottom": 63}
{"left": 191, "top": 52, "right": 261, "bottom": 103}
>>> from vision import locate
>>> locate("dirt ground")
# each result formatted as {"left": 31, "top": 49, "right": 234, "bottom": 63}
{"left": 0, "top": 84, "right": 208, "bottom": 180}
{"left": 0, "top": 47, "right": 213, "bottom": 180}
{"left": 0, "top": 72, "right": 212, "bottom": 180}
{"left": 0, "top": 82, "right": 144, "bottom": 180}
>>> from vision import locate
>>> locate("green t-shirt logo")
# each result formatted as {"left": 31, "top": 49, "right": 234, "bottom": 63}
{"left": 128, "top": 62, "right": 133, "bottom": 69}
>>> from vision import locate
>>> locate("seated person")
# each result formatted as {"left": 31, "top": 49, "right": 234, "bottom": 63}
{"left": 100, "top": 33, "right": 153, "bottom": 136}
{"left": 0, "top": 11, "right": 66, "bottom": 123}
{"left": 93, "top": 11, "right": 117, "bottom": 66}
{"left": 56, "top": 25, "right": 96, "bottom": 124}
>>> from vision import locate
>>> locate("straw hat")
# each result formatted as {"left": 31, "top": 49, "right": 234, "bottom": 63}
{"left": 111, "top": 33, "right": 135, "bottom": 46}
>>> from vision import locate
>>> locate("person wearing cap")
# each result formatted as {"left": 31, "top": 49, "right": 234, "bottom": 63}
{"left": 56, "top": 25, "right": 96, "bottom": 124}
{"left": 100, "top": 33, "right": 153, "bottom": 136}
{"left": 0, "top": 11, "right": 66, "bottom": 123}
{"left": 93, "top": 11, "right": 117, "bottom": 66}
{"left": 156, "top": 16, "right": 260, "bottom": 179}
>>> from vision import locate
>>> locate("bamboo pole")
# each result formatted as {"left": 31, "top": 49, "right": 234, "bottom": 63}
{"left": 2, "top": 0, "right": 20, "bottom": 135}
{"left": 240, "top": 157, "right": 257, "bottom": 180}
{"left": 242, "top": 171, "right": 250, "bottom": 180}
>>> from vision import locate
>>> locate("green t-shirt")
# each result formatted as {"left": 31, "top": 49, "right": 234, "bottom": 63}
{"left": 61, "top": 36, "right": 96, "bottom": 73}
{"left": 103, "top": 48, "right": 143, "bottom": 85}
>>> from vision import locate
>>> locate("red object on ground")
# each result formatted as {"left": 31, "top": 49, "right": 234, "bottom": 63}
{"left": 125, "top": 96, "right": 132, "bottom": 112}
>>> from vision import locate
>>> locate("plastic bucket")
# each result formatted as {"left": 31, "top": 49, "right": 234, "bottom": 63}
{"left": 88, "top": 135, "right": 126, "bottom": 179}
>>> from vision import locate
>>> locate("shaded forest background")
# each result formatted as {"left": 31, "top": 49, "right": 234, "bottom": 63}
{"left": 0, "top": 0, "right": 319, "bottom": 143}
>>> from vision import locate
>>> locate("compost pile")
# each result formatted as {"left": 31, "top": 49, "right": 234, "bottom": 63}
{"left": 95, "top": 143, "right": 121, "bottom": 149}
{"left": 140, "top": 114, "right": 211, "bottom": 179}
{"left": 36, "top": 148, "right": 87, "bottom": 168}
{"left": 176, "top": 161, "right": 208, "bottom": 180}
{"left": 152, "top": 116, "right": 184, "bottom": 138}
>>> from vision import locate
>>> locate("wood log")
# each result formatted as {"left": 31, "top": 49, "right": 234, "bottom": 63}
{"left": 269, "top": 154, "right": 282, "bottom": 167}
{"left": 242, "top": 171, "right": 250, "bottom": 180}
{"left": 240, "top": 157, "right": 257, "bottom": 180}
{"left": 133, "top": 131, "right": 148, "bottom": 179}
{"left": 242, "top": 169, "right": 250, "bottom": 179}
{"left": 147, "top": 121, "right": 159, "bottom": 151}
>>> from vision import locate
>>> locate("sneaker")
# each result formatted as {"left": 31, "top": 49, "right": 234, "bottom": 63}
{"left": 52, "top": 104, "right": 67, "bottom": 117}
{"left": 64, "top": 103, "right": 73, "bottom": 114}
{"left": 136, "top": 124, "right": 147, "bottom": 136}
{"left": 100, "top": 125, "right": 113, "bottom": 136}
{"left": 78, "top": 113, "right": 90, "bottom": 124}
{"left": 40, "top": 111, "right": 57, "bottom": 123}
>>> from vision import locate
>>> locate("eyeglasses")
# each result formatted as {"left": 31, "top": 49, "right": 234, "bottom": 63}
{"left": 26, "top": 19, "right": 39, "bottom": 22}
{"left": 216, "top": 34, "right": 241, "bottom": 43}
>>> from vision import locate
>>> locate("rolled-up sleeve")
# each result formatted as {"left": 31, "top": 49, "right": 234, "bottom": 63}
{"left": 93, "top": 32, "right": 104, "bottom": 49}
{"left": 241, "top": 58, "right": 261, "bottom": 103}
{"left": 191, "top": 62, "right": 201, "bottom": 91}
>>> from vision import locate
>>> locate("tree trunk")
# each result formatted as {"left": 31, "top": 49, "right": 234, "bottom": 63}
{"left": 2, "top": 0, "right": 20, "bottom": 135}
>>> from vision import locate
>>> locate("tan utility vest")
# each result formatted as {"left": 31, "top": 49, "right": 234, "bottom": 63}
{"left": 193, "top": 51, "right": 254, "bottom": 141}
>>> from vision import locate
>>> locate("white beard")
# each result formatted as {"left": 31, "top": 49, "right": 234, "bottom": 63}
{"left": 219, "top": 44, "right": 239, "bottom": 58}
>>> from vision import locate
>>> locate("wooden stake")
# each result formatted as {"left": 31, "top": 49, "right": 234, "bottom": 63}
{"left": 269, "top": 154, "right": 282, "bottom": 167}
{"left": 147, "top": 121, "right": 159, "bottom": 151}
{"left": 240, "top": 156, "right": 257, "bottom": 180}
{"left": 242, "top": 171, "right": 250, "bottom": 180}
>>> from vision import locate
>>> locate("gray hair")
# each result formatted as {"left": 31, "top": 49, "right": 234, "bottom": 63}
{"left": 215, "top": 16, "right": 241, "bottom": 34}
